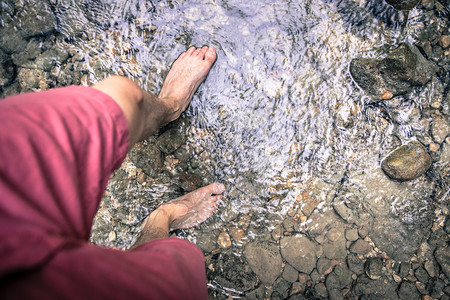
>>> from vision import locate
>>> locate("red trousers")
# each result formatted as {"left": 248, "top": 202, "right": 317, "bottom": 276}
{"left": 0, "top": 86, "right": 208, "bottom": 299}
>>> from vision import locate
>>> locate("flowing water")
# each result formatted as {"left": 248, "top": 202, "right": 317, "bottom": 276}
{"left": 52, "top": 0, "right": 448, "bottom": 297}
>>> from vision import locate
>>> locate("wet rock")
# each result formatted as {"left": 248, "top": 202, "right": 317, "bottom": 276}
{"left": 128, "top": 140, "right": 164, "bottom": 177}
{"left": 55, "top": 1, "right": 90, "bottom": 38}
{"left": 16, "top": 0, "right": 57, "bottom": 38}
{"left": 398, "top": 281, "right": 420, "bottom": 300}
{"left": 156, "top": 128, "right": 186, "bottom": 154}
{"left": 431, "top": 115, "right": 450, "bottom": 144}
{"left": 273, "top": 277, "right": 290, "bottom": 298}
{"left": 345, "top": 228, "right": 359, "bottom": 242}
{"left": 212, "top": 254, "right": 257, "bottom": 292}
{"left": 11, "top": 40, "right": 43, "bottom": 67}
{"left": 217, "top": 232, "right": 231, "bottom": 249}
{"left": 0, "top": 50, "right": 14, "bottom": 87}
{"left": 385, "top": 0, "right": 420, "bottom": 10}
{"left": 328, "top": 288, "right": 344, "bottom": 300}
{"left": 196, "top": 231, "right": 217, "bottom": 252}
{"left": 354, "top": 275, "right": 399, "bottom": 300}
{"left": 174, "top": 144, "right": 194, "bottom": 162}
{"left": 440, "top": 35, "right": 450, "bottom": 49}
{"left": 428, "top": 278, "right": 445, "bottom": 298}
{"left": 243, "top": 241, "right": 282, "bottom": 286}
{"left": 317, "top": 257, "right": 333, "bottom": 275}
{"left": 399, "top": 262, "right": 411, "bottom": 278}
{"left": 306, "top": 207, "right": 339, "bottom": 236}
{"left": 350, "top": 43, "right": 437, "bottom": 100}
{"left": 381, "top": 141, "right": 431, "bottom": 181}
{"left": 245, "top": 285, "right": 266, "bottom": 300}
{"left": 327, "top": 264, "right": 353, "bottom": 289}
{"left": 350, "top": 239, "right": 372, "bottom": 256}
{"left": 365, "top": 257, "right": 383, "bottom": 279}
{"left": 0, "top": 24, "right": 28, "bottom": 54}
{"left": 434, "top": 244, "right": 450, "bottom": 278}
{"left": 347, "top": 253, "right": 365, "bottom": 275}
{"left": 282, "top": 263, "right": 299, "bottom": 283}
{"left": 424, "top": 260, "right": 437, "bottom": 278}
{"left": 16, "top": 68, "right": 45, "bottom": 91}
{"left": 323, "top": 237, "right": 347, "bottom": 260}
{"left": 280, "top": 235, "right": 318, "bottom": 274}
{"left": 414, "top": 266, "right": 429, "bottom": 283}
{"left": 314, "top": 282, "right": 328, "bottom": 298}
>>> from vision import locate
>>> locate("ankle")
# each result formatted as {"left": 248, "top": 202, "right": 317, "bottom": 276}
{"left": 157, "top": 96, "right": 183, "bottom": 124}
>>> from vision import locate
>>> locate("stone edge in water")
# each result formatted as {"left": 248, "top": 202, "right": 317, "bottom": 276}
{"left": 380, "top": 141, "right": 431, "bottom": 181}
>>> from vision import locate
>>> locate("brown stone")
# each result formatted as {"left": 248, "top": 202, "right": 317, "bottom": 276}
{"left": 381, "top": 90, "right": 393, "bottom": 100}
{"left": 350, "top": 239, "right": 372, "bottom": 255}
{"left": 440, "top": 35, "right": 450, "bottom": 49}
{"left": 217, "top": 232, "right": 232, "bottom": 249}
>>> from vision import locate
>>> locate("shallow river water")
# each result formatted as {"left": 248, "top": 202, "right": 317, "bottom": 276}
{"left": 3, "top": 0, "right": 447, "bottom": 298}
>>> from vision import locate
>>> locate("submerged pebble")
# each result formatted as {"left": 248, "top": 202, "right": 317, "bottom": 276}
{"left": 381, "top": 141, "right": 432, "bottom": 181}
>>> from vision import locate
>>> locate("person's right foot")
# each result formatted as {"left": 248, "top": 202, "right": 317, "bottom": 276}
{"left": 158, "top": 46, "right": 217, "bottom": 123}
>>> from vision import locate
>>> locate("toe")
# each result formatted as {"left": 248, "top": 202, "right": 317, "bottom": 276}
{"left": 204, "top": 46, "right": 217, "bottom": 63}
{"left": 186, "top": 46, "right": 196, "bottom": 56}
{"left": 199, "top": 46, "right": 209, "bottom": 59}
{"left": 210, "top": 182, "right": 225, "bottom": 194}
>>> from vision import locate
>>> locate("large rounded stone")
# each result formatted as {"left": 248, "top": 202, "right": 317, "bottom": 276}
{"left": 280, "top": 235, "right": 317, "bottom": 274}
{"left": 381, "top": 141, "right": 431, "bottom": 181}
{"left": 350, "top": 43, "right": 436, "bottom": 101}
{"left": 244, "top": 241, "right": 282, "bottom": 286}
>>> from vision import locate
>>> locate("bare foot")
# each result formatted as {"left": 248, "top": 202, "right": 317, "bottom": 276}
{"left": 158, "top": 46, "right": 217, "bottom": 123}
{"left": 156, "top": 183, "right": 225, "bottom": 230}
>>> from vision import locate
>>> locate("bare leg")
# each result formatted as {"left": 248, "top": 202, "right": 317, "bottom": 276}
{"left": 92, "top": 46, "right": 217, "bottom": 149}
{"left": 92, "top": 46, "right": 224, "bottom": 247}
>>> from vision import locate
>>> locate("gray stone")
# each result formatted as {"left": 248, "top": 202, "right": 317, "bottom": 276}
{"left": 128, "top": 139, "right": 164, "bottom": 177}
{"left": 428, "top": 278, "right": 445, "bottom": 298}
{"left": 157, "top": 128, "right": 186, "bottom": 154}
{"left": 273, "top": 277, "right": 290, "bottom": 297}
{"left": 364, "top": 257, "right": 383, "bottom": 279}
{"left": 16, "top": 0, "right": 57, "bottom": 38}
{"left": 244, "top": 241, "right": 282, "bottom": 286}
{"left": 212, "top": 254, "right": 257, "bottom": 292}
{"left": 385, "top": 0, "right": 420, "bottom": 10}
{"left": 326, "top": 227, "right": 344, "bottom": 242}
{"left": 414, "top": 266, "right": 429, "bottom": 283}
{"left": 431, "top": 115, "right": 450, "bottom": 144}
{"left": 0, "top": 25, "right": 28, "bottom": 54}
{"left": 323, "top": 238, "right": 347, "bottom": 260}
{"left": 174, "top": 144, "right": 194, "bottom": 162}
{"left": 398, "top": 262, "right": 411, "bottom": 278}
{"left": 330, "top": 264, "right": 353, "bottom": 288}
{"left": 282, "top": 264, "right": 299, "bottom": 283}
{"left": 16, "top": 67, "right": 45, "bottom": 91}
{"left": 314, "top": 282, "right": 328, "bottom": 298}
{"left": 345, "top": 228, "right": 359, "bottom": 242}
{"left": 398, "top": 281, "right": 420, "bottom": 300}
{"left": 54, "top": 1, "right": 90, "bottom": 37}
{"left": 306, "top": 207, "right": 339, "bottom": 236}
{"left": 354, "top": 275, "right": 399, "bottom": 300}
{"left": 350, "top": 43, "right": 437, "bottom": 101}
{"left": 245, "top": 285, "right": 266, "bottom": 300}
{"left": 328, "top": 288, "right": 344, "bottom": 300}
{"left": 350, "top": 239, "right": 372, "bottom": 255}
{"left": 381, "top": 141, "right": 431, "bottom": 181}
{"left": 317, "top": 257, "right": 332, "bottom": 275}
{"left": 435, "top": 244, "right": 450, "bottom": 279}
{"left": 280, "top": 235, "right": 317, "bottom": 274}
{"left": 347, "top": 253, "right": 364, "bottom": 275}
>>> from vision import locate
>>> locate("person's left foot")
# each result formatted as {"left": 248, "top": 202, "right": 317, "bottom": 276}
{"left": 146, "top": 183, "right": 225, "bottom": 231}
